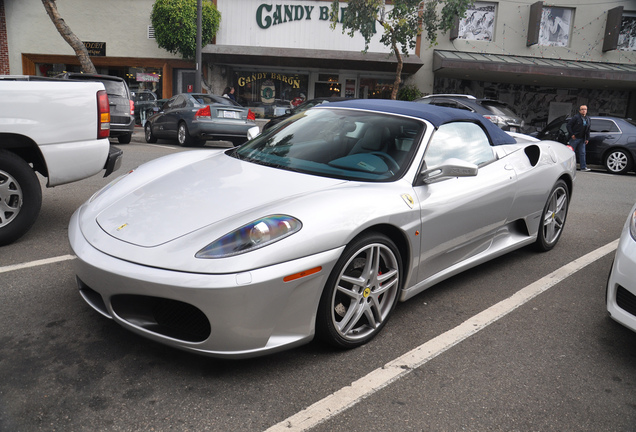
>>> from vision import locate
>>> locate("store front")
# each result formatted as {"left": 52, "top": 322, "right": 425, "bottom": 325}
{"left": 227, "top": 67, "right": 403, "bottom": 118}
{"left": 21, "top": 53, "right": 194, "bottom": 103}
{"left": 203, "top": 0, "right": 423, "bottom": 118}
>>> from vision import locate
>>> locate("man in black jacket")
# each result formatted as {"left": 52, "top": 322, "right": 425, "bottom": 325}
{"left": 566, "top": 105, "right": 591, "bottom": 171}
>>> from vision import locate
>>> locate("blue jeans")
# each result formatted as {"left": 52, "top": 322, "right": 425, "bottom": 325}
{"left": 569, "top": 138, "right": 587, "bottom": 169}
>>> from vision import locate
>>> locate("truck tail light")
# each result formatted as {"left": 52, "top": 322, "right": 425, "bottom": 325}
{"left": 129, "top": 99, "right": 135, "bottom": 115}
{"left": 195, "top": 105, "right": 211, "bottom": 119}
{"left": 97, "top": 90, "right": 110, "bottom": 139}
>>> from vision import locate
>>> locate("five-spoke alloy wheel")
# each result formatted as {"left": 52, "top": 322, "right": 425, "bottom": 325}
{"left": 317, "top": 233, "right": 402, "bottom": 349}
{"left": 535, "top": 179, "right": 569, "bottom": 251}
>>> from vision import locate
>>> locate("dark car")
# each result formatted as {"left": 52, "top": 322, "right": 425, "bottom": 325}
{"left": 144, "top": 93, "right": 256, "bottom": 146}
{"left": 535, "top": 115, "right": 636, "bottom": 175}
{"left": 262, "top": 97, "right": 350, "bottom": 132}
{"left": 57, "top": 73, "right": 135, "bottom": 144}
{"left": 132, "top": 90, "right": 157, "bottom": 126}
{"left": 414, "top": 94, "right": 524, "bottom": 133}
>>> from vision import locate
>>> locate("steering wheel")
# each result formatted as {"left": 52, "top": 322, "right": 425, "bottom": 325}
{"left": 370, "top": 152, "right": 400, "bottom": 173}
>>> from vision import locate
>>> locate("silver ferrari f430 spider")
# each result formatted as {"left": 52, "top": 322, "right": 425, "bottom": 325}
{"left": 69, "top": 99, "right": 576, "bottom": 358}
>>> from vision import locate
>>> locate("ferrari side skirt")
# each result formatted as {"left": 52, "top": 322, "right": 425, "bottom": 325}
{"left": 400, "top": 221, "right": 536, "bottom": 302}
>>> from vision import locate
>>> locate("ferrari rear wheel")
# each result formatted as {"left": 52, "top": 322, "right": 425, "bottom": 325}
{"left": 317, "top": 233, "right": 401, "bottom": 349}
{"left": 535, "top": 179, "right": 569, "bottom": 251}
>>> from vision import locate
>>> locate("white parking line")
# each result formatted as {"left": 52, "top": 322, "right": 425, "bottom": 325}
{"left": 142, "top": 143, "right": 179, "bottom": 150}
{"left": 265, "top": 239, "right": 619, "bottom": 432}
{"left": 0, "top": 254, "right": 76, "bottom": 274}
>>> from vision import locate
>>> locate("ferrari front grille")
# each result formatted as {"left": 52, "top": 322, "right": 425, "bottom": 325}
{"left": 111, "top": 294, "right": 211, "bottom": 343}
{"left": 616, "top": 285, "right": 636, "bottom": 317}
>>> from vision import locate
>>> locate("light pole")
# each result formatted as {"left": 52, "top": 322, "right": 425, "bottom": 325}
{"left": 195, "top": 0, "right": 202, "bottom": 93}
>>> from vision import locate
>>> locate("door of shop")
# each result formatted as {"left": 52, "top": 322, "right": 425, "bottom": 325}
{"left": 313, "top": 73, "right": 341, "bottom": 98}
{"left": 174, "top": 69, "right": 196, "bottom": 95}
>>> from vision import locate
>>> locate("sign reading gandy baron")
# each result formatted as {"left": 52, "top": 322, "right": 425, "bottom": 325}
{"left": 214, "top": 0, "right": 409, "bottom": 54}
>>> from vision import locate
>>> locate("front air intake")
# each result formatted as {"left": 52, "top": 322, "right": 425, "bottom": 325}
{"left": 111, "top": 295, "right": 211, "bottom": 342}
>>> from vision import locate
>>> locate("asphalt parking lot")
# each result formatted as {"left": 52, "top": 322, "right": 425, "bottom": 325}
{"left": 1, "top": 140, "right": 635, "bottom": 431}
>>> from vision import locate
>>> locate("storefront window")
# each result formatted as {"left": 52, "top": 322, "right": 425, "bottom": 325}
{"left": 127, "top": 68, "right": 163, "bottom": 99}
{"left": 34, "top": 63, "right": 163, "bottom": 100}
{"left": 359, "top": 78, "right": 394, "bottom": 99}
{"left": 235, "top": 71, "right": 309, "bottom": 118}
{"left": 35, "top": 63, "right": 70, "bottom": 77}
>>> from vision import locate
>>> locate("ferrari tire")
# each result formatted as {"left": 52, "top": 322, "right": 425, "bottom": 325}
{"left": 0, "top": 150, "right": 42, "bottom": 246}
{"left": 604, "top": 149, "right": 631, "bottom": 175}
{"left": 145, "top": 123, "right": 157, "bottom": 143}
{"left": 317, "top": 232, "right": 402, "bottom": 349}
{"left": 535, "top": 179, "right": 569, "bottom": 252}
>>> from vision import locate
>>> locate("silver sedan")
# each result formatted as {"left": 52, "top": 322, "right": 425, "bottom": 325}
{"left": 144, "top": 93, "right": 256, "bottom": 146}
{"left": 69, "top": 99, "right": 576, "bottom": 358}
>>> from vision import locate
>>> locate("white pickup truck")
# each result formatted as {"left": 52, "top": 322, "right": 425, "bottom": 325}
{"left": 0, "top": 76, "right": 123, "bottom": 246}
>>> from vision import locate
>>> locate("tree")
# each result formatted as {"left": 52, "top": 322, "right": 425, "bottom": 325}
{"left": 41, "top": 0, "right": 96, "bottom": 73}
{"left": 151, "top": 0, "right": 221, "bottom": 60}
{"left": 330, "top": 0, "right": 473, "bottom": 100}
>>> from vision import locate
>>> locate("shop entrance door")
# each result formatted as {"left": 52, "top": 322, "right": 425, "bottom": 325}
{"left": 314, "top": 81, "right": 341, "bottom": 98}
{"left": 313, "top": 73, "right": 342, "bottom": 98}
{"left": 340, "top": 76, "right": 357, "bottom": 98}
{"left": 174, "top": 69, "right": 196, "bottom": 95}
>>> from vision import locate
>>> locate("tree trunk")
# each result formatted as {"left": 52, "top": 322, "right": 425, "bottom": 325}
{"left": 391, "top": 40, "right": 402, "bottom": 100}
{"left": 41, "top": 0, "right": 96, "bottom": 74}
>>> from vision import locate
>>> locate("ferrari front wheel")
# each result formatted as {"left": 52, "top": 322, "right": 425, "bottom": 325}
{"left": 317, "top": 233, "right": 401, "bottom": 349}
{"left": 535, "top": 179, "right": 569, "bottom": 251}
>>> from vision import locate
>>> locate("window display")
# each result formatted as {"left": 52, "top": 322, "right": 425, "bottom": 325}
{"left": 235, "top": 71, "right": 309, "bottom": 118}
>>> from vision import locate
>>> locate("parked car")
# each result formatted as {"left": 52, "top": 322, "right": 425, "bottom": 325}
{"left": 57, "top": 73, "right": 135, "bottom": 144}
{"left": 132, "top": 89, "right": 157, "bottom": 126}
{"left": 144, "top": 93, "right": 256, "bottom": 146}
{"left": 68, "top": 99, "right": 575, "bottom": 359}
{"left": 262, "top": 97, "right": 349, "bottom": 131}
{"left": 414, "top": 94, "right": 524, "bottom": 133}
{"left": 606, "top": 202, "right": 636, "bottom": 333}
{"left": 534, "top": 115, "right": 636, "bottom": 175}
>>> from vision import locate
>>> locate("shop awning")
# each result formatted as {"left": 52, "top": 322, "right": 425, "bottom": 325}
{"left": 202, "top": 45, "right": 424, "bottom": 74}
{"left": 433, "top": 50, "right": 636, "bottom": 90}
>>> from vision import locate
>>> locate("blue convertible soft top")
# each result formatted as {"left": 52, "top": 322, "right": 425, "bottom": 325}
{"left": 325, "top": 99, "right": 517, "bottom": 146}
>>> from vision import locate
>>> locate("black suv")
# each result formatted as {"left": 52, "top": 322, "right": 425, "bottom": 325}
{"left": 415, "top": 94, "right": 524, "bottom": 133}
{"left": 57, "top": 73, "right": 135, "bottom": 144}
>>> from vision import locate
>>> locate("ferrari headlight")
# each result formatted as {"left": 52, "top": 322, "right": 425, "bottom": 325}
{"left": 629, "top": 209, "right": 636, "bottom": 241}
{"left": 196, "top": 215, "right": 302, "bottom": 259}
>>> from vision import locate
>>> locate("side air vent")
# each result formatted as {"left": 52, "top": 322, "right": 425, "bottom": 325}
{"left": 524, "top": 145, "right": 540, "bottom": 166}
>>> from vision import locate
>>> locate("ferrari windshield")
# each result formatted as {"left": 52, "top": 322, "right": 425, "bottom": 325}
{"left": 232, "top": 108, "right": 425, "bottom": 182}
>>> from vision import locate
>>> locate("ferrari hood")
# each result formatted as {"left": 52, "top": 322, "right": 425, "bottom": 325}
{"left": 94, "top": 151, "right": 345, "bottom": 247}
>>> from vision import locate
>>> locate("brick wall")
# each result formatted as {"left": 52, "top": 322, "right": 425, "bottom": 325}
{"left": 0, "top": 0, "right": 9, "bottom": 74}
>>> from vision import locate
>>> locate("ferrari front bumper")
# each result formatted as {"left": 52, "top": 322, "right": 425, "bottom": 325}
{"left": 68, "top": 210, "right": 343, "bottom": 359}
